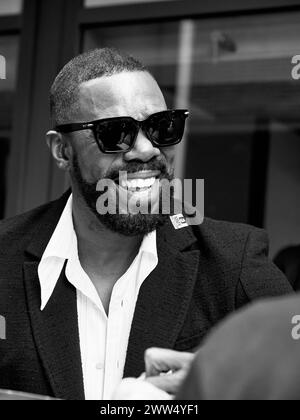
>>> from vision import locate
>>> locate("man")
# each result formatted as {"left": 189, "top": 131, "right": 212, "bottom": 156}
{"left": 177, "top": 293, "right": 300, "bottom": 400}
{"left": 0, "top": 48, "right": 293, "bottom": 400}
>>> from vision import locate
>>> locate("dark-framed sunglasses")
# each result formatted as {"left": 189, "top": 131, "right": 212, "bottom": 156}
{"left": 55, "top": 109, "right": 189, "bottom": 154}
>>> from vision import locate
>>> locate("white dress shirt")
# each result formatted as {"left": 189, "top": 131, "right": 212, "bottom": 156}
{"left": 38, "top": 194, "right": 158, "bottom": 400}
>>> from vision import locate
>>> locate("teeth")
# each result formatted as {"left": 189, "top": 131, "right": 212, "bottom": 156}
{"left": 147, "top": 177, "right": 156, "bottom": 187}
{"left": 119, "top": 177, "right": 156, "bottom": 190}
{"left": 136, "top": 179, "right": 142, "bottom": 189}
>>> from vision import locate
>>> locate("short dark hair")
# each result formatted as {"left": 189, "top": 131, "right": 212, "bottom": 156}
{"left": 50, "top": 48, "right": 147, "bottom": 126}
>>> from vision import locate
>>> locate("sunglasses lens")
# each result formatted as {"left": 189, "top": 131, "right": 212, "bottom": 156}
{"left": 94, "top": 119, "right": 137, "bottom": 153}
{"left": 146, "top": 111, "right": 187, "bottom": 147}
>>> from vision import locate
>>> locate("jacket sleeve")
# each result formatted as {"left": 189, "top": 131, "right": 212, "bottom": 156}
{"left": 236, "top": 228, "right": 294, "bottom": 308}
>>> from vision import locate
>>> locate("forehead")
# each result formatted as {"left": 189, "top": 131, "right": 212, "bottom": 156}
{"left": 76, "top": 71, "right": 167, "bottom": 121}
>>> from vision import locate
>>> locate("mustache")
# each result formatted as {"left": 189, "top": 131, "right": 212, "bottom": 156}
{"left": 104, "top": 158, "right": 171, "bottom": 181}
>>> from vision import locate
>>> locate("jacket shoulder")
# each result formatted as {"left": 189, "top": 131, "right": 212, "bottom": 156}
{"left": 0, "top": 201, "right": 54, "bottom": 234}
{"left": 200, "top": 216, "right": 261, "bottom": 236}
{"left": 193, "top": 217, "right": 264, "bottom": 254}
{"left": 0, "top": 192, "right": 69, "bottom": 250}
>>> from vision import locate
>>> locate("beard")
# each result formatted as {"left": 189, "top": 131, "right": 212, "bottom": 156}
{"left": 71, "top": 153, "right": 174, "bottom": 236}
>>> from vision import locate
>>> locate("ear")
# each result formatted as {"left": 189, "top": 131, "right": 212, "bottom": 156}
{"left": 46, "top": 130, "right": 72, "bottom": 171}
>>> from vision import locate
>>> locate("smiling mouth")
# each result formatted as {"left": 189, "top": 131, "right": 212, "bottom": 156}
{"left": 114, "top": 171, "right": 161, "bottom": 193}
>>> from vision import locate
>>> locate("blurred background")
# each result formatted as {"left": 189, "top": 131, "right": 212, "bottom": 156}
{"left": 1, "top": 0, "right": 300, "bottom": 259}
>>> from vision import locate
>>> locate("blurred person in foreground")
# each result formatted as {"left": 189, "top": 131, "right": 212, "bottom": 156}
{"left": 0, "top": 48, "right": 292, "bottom": 400}
{"left": 177, "top": 293, "right": 300, "bottom": 400}
{"left": 115, "top": 294, "right": 300, "bottom": 400}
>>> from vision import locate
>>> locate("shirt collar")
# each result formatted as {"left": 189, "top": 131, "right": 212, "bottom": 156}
{"left": 41, "top": 194, "right": 74, "bottom": 261}
{"left": 38, "top": 194, "right": 74, "bottom": 310}
{"left": 38, "top": 194, "right": 157, "bottom": 311}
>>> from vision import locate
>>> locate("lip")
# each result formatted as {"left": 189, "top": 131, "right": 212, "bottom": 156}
{"left": 117, "top": 177, "right": 161, "bottom": 201}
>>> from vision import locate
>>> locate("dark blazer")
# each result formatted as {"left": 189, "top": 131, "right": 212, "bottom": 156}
{"left": 274, "top": 246, "right": 300, "bottom": 291}
{"left": 177, "top": 293, "right": 300, "bottom": 400}
{"left": 0, "top": 191, "right": 293, "bottom": 400}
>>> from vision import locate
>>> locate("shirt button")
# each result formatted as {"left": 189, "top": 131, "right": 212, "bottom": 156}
{"left": 96, "top": 363, "right": 104, "bottom": 370}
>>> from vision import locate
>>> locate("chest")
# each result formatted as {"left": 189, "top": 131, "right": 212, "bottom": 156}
{"left": 86, "top": 272, "right": 118, "bottom": 315}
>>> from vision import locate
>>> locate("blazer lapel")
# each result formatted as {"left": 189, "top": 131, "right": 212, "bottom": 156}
{"left": 124, "top": 221, "right": 200, "bottom": 378}
{"left": 23, "top": 262, "right": 84, "bottom": 400}
{"left": 22, "top": 191, "right": 85, "bottom": 400}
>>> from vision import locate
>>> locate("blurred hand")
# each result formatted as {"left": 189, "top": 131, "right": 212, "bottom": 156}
{"left": 144, "top": 348, "right": 194, "bottom": 396}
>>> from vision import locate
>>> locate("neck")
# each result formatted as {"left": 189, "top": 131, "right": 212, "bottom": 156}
{"left": 72, "top": 191, "right": 143, "bottom": 272}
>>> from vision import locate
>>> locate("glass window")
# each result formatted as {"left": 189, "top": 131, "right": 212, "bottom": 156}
{"left": 0, "top": 36, "right": 19, "bottom": 218}
{"left": 84, "top": 0, "right": 177, "bottom": 7}
{"left": 0, "top": 0, "right": 23, "bottom": 15}
{"left": 82, "top": 11, "right": 300, "bottom": 258}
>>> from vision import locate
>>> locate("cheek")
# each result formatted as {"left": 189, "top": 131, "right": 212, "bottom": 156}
{"left": 75, "top": 146, "right": 116, "bottom": 182}
{"left": 161, "top": 146, "right": 176, "bottom": 167}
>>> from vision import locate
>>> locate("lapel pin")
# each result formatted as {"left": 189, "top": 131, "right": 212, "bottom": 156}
{"left": 170, "top": 214, "right": 189, "bottom": 230}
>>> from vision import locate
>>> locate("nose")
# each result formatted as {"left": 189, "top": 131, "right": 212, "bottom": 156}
{"left": 124, "top": 129, "right": 160, "bottom": 162}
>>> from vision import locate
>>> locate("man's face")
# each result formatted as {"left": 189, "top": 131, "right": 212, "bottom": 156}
{"left": 68, "top": 71, "right": 177, "bottom": 236}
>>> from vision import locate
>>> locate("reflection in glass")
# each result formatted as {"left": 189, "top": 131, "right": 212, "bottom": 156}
{"left": 84, "top": 0, "right": 177, "bottom": 8}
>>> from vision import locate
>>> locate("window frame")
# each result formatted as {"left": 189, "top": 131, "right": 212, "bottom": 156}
{"left": 79, "top": 0, "right": 300, "bottom": 26}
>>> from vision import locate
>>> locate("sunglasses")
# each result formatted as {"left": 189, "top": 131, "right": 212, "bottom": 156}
{"left": 55, "top": 109, "right": 189, "bottom": 154}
